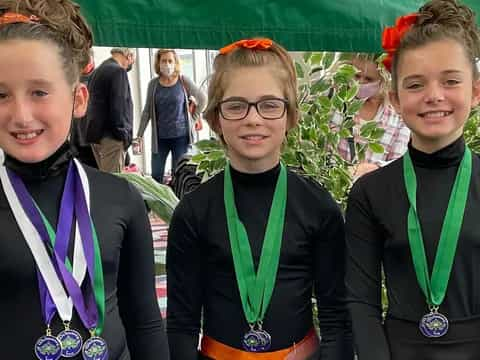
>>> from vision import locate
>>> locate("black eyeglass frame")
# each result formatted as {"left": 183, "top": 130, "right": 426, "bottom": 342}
{"left": 217, "top": 97, "right": 289, "bottom": 121}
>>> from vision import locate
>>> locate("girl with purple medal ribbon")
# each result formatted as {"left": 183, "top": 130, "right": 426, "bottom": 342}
{"left": 4, "top": 160, "right": 108, "bottom": 359}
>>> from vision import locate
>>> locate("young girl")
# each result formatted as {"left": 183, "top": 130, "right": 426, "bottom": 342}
{"left": 167, "top": 38, "right": 353, "bottom": 359}
{"left": 0, "top": 1, "right": 168, "bottom": 359}
{"left": 345, "top": 1, "right": 480, "bottom": 359}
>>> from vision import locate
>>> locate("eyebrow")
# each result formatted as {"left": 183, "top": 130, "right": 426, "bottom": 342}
{"left": 222, "top": 95, "right": 283, "bottom": 102}
{"left": 402, "top": 70, "right": 464, "bottom": 82}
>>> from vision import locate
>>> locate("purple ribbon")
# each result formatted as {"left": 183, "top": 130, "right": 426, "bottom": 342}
{"left": 8, "top": 162, "right": 98, "bottom": 329}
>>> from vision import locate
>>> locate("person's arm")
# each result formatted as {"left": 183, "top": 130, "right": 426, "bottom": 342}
{"left": 137, "top": 78, "right": 156, "bottom": 138}
{"left": 345, "top": 179, "right": 390, "bottom": 360}
{"left": 109, "top": 68, "right": 133, "bottom": 145}
{"left": 167, "top": 195, "right": 203, "bottom": 360}
{"left": 117, "top": 181, "right": 169, "bottom": 359}
{"left": 182, "top": 76, "right": 207, "bottom": 120}
{"left": 314, "top": 195, "right": 354, "bottom": 360}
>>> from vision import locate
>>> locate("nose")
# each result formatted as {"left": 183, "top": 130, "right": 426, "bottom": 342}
{"left": 424, "top": 82, "right": 445, "bottom": 104}
{"left": 244, "top": 103, "right": 263, "bottom": 126}
{"left": 10, "top": 97, "right": 32, "bottom": 128}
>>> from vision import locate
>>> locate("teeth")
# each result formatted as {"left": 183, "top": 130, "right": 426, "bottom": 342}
{"left": 244, "top": 135, "right": 264, "bottom": 140}
{"left": 15, "top": 132, "right": 39, "bottom": 140}
{"left": 423, "top": 111, "right": 451, "bottom": 118}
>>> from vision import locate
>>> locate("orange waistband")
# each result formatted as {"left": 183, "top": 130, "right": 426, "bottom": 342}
{"left": 200, "top": 328, "right": 319, "bottom": 360}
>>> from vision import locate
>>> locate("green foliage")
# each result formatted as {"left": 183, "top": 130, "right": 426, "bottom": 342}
{"left": 116, "top": 172, "right": 179, "bottom": 223}
{"left": 465, "top": 107, "right": 480, "bottom": 153}
{"left": 191, "top": 52, "right": 387, "bottom": 209}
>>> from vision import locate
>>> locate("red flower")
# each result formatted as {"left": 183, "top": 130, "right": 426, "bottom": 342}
{"left": 219, "top": 38, "right": 273, "bottom": 55}
{"left": 0, "top": 12, "right": 39, "bottom": 25}
{"left": 381, "top": 13, "right": 418, "bottom": 71}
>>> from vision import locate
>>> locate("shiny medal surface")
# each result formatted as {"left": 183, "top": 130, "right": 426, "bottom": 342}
{"left": 58, "top": 327, "right": 83, "bottom": 358}
{"left": 82, "top": 335, "right": 108, "bottom": 360}
{"left": 419, "top": 306, "right": 449, "bottom": 338}
{"left": 242, "top": 324, "right": 264, "bottom": 352}
{"left": 35, "top": 334, "right": 62, "bottom": 360}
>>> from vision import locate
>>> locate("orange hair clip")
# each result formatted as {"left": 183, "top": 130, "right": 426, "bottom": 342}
{"left": 219, "top": 38, "right": 273, "bottom": 55}
{"left": 0, "top": 12, "right": 40, "bottom": 26}
{"left": 382, "top": 13, "right": 418, "bottom": 71}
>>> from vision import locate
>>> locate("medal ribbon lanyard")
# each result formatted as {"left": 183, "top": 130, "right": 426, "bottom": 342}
{"left": 403, "top": 147, "right": 472, "bottom": 306}
{"left": 224, "top": 163, "right": 287, "bottom": 325}
{"left": 0, "top": 160, "right": 104, "bottom": 334}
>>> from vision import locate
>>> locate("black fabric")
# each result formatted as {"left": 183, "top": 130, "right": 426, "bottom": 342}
{"left": 169, "top": 155, "right": 202, "bottom": 199}
{"left": 0, "top": 145, "right": 169, "bottom": 359}
{"left": 167, "top": 164, "right": 353, "bottom": 360}
{"left": 345, "top": 136, "right": 480, "bottom": 359}
{"left": 85, "top": 58, "right": 133, "bottom": 146}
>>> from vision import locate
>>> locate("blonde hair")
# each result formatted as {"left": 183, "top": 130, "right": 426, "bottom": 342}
{"left": 392, "top": 0, "right": 480, "bottom": 91}
{"left": 0, "top": 0, "right": 92, "bottom": 85}
{"left": 154, "top": 49, "right": 181, "bottom": 76}
{"left": 350, "top": 52, "right": 391, "bottom": 100}
{"left": 203, "top": 39, "right": 299, "bottom": 136}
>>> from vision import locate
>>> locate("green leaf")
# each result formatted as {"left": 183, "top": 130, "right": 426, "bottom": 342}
{"left": 339, "top": 128, "right": 352, "bottom": 138}
{"left": 336, "top": 64, "right": 358, "bottom": 80}
{"left": 317, "top": 96, "right": 331, "bottom": 110}
{"left": 370, "top": 128, "right": 386, "bottom": 140}
{"left": 194, "top": 139, "right": 222, "bottom": 152}
{"left": 346, "top": 83, "right": 359, "bottom": 102}
{"left": 360, "top": 121, "right": 377, "bottom": 137}
{"left": 332, "top": 95, "right": 344, "bottom": 112}
{"left": 321, "top": 52, "right": 335, "bottom": 69}
{"left": 191, "top": 153, "right": 207, "bottom": 163}
{"left": 346, "top": 99, "right": 364, "bottom": 115}
{"left": 369, "top": 143, "right": 385, "bottom": 154}
{"left": 207, "top": 150, "right": 226, "bottom": 161}
{"left": 311, "top": 79, "right": 330, "bottom": 94}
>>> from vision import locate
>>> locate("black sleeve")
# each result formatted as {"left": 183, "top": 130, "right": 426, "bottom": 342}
{"left": 345, "top": 180, "right": 390, "bottom": 360}
{"left": 314, "top": 197, "right": 354, "bottom": 360}
{"left": 108, "top": 69, "right": 132, "bottom": 144}
{"left": 166, "top": 195, "right": 203, "bottom": 360}
{"left": 117, "top": 181, "right": 169, "bottom": 359}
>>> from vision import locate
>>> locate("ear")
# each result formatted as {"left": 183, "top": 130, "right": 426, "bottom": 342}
{"left": 471, "top": 78, "right": 480, "bottom": 108}
{"left": 72, "top": 83, "right": 89, "bottom": 118}
{"left": 389, "top": 90, "right": 401, "bottom": 114}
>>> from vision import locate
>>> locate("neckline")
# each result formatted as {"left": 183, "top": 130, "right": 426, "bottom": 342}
{"left": 408, "top": 136, "right": 465, "bottom": 169}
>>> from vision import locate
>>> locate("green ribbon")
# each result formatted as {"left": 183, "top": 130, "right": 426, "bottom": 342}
{"left": 224, "top": 163, "right": 287, "bottom": 324}
{"left": 403, "top": 147, "right": 472, "bottom": 306}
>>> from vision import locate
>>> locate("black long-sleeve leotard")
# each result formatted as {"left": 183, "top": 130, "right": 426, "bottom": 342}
{"left": 167, "top": 163, "right": 353, "bottom": 360}
{"left": 0, "top": 143, "right": 169, "bottom": 359}
{"left": 346, "top": 137, "right": 480, "bottom": 359}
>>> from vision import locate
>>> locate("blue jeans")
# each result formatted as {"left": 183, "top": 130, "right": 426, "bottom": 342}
{"left": 152, "top": 136, "right": 189, "bottom": 183}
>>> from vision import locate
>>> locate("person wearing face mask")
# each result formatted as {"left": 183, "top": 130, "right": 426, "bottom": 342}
{"left": 331, "top": 53, "right": 410, "bottom": 179}
{"left": 136, "top": 49, "right": 206, "bottom": 183}
{"left": 84, "top": 47, "right": 136, "bottom": 172}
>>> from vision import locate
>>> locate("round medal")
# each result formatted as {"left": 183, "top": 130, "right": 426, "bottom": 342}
{"left": 58, "top": 329, "right": 83, "bottom": 358}
{"left": 82, "top": 336, "right": 108, "bottom": 360}
{"left": 35, "top": 335, "right": 62, "bottom": 360}
{"left": 242, "top": 329, "right": 264, "bottom": 352}
{"left": 419, "top": 311, "right": 449, "bottom": 338}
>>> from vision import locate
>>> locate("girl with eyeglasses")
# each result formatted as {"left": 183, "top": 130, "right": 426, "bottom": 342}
{"left": 166, "top": 38, "right": 353, "bottom": 360}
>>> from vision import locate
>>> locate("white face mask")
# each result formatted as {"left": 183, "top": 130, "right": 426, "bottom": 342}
{"left": 356, "top": 80, "right": 381, "bottom": 100}
{"left": 160, "top": 63, "right": 175, "bottom": 77}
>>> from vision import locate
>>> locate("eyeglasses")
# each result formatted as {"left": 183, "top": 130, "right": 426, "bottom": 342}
{"left": 218, "top": 98, "right": 288, "bottom": 121}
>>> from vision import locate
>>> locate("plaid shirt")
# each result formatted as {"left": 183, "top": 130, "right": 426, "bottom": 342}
{"left": 331, "top": 103, "right": 410, "bottom": 166}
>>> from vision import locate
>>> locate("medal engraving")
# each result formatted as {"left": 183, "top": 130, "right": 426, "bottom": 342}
{"left": 35, "top": 335, "right": 62, "bottom": 360}
{"left": 58, "top": 329, "right": 83, "bottom": 357}
{"left": 82, "top": 336, "right": 108, "bottom": 360}
{"left": 419, "top": 311, "right": 449, "bottom": 338}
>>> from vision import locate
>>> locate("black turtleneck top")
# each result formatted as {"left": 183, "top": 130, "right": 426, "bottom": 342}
{"left": 167, "top": 163, "right": 354, "bottom": 360}
{"left": 345, "top": 137, "right": 480, "bottom": 359}
{"left": 0, "top": 144, "right": 169, "bottom": 359}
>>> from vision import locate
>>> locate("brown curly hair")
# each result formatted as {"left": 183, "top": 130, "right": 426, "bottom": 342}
{"left": 0, "top": 0, "right": 93, "bottom": 85}
{"left": 391, "top": 0, "right": 480, "bottom": 91}
{"left": 203, "top": 39, "right": 298, "bottom": 138}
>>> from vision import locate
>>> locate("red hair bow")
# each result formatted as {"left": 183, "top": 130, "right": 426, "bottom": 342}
{"left": 0, "top": 12, "right": 40, "bottom": 26}
{"left": 219, "top": 38, "right": 273, "bottom": 55}
{"left": 382, "top": 13, "right": 418, "bottom": 71}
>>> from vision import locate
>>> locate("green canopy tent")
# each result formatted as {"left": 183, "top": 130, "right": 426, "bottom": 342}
{"left": 76, "top": 0, "right": 480, "bottom": 51}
